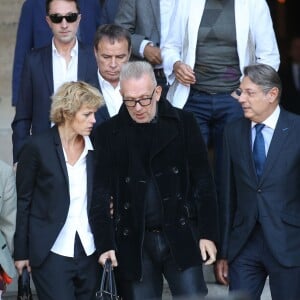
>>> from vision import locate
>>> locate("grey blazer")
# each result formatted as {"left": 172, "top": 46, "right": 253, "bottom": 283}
{"left": 0, "top": 160, "right": 17, "bottom": 278}
{"left": 115, "top": 0, "right": 161, "bottom": 58}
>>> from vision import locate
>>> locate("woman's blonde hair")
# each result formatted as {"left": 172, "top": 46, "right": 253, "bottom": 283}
{"left": 50, "top": 81, "right": 104, "bottom": 125}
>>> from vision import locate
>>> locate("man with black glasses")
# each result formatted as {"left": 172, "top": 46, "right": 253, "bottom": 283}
{"left": 91, "top": 61, "right": 219, "bottom": 300}
{"left": 12, "top": 0, "right": 98, "bottom": 164}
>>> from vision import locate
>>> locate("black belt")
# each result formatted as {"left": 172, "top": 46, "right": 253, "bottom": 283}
{"left": 153, "top": 68, "right": 165, "bottom": 78}
{"left": 191, "top": 87, "right": 234, "bottom": 95}
{"left": 145, "top": 226, "right": 162, "bottom": 233}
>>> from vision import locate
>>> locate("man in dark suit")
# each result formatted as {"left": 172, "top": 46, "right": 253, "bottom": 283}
{"left": 12, "top": 0, "right": 105, "bottom": 107}
{"left": 215, "top": 64, "right": 300, "bottom": 300}
{"left": 93, "top": 24, "right": 131, "bottom": 126}
{"left": 11, "top": 0, "right": 99, "bottom": 163}
{"left": 114, "top": 0, "right": 174, "bottom": 98}
{"left": 279, "top": 35, "right": 300, "bottom": 115}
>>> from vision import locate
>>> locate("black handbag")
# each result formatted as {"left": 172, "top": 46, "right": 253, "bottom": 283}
{"left": 17, "top": 268, "right": 33, "bottom": 300}
{"left": 96, "top": 259, "right": 119, "bottom": 300}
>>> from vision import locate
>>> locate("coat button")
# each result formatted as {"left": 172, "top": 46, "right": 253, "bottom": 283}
{"left": 179, "top": 218, "right": 186, "bottom": 226}
{"left": 172, "top": 166, "right": 179, "bottom": 174}
{"left": 125, "top": 176, "right": 131, "bottom": 183}
{"left": 257, "top": 189, "right": 262, "bottom": 193}
{"left": 176, "top": 193, "right": 182, "bottom": 200}
{"left": 123, "top": 228, "right": 129, "bottom": 236}
{"left": 124, "top": 202, "right": 130, "bottom": 210}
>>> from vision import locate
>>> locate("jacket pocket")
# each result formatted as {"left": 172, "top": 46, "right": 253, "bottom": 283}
{"left": 232, "top": 212, "right": 244, "bottom": 228}
{"left": 281, "top": 212, "right": 300, "bottom": 227}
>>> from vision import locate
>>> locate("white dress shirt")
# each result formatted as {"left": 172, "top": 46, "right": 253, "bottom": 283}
{"left": 52, "top": 39, "right": 78, "bottom": 93}
{"left": 98, "top": 71, "right": 122, "bottom": 117}
{"left": 51, "top": 136, "right": 96, "bottom": 257}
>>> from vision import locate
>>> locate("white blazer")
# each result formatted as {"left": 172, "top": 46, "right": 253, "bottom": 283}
{"left": 162, "top": 0, "right": 280, "bottom": 108}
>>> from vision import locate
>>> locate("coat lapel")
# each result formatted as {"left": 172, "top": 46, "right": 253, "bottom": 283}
{"left": 86, "top": 151, "right": 93, "bottom": 211}
{"left": 150, "top": 118, "right": 177, "bottom": 160}
{"left": 261, "top": 110, "right": 291, "bottom": 181}
{"left": 53, "top": 127, "right": 69, "bottom": 190}
{"left": 150, "top": 101, "right": 179, "bottom": 159}
{"left": 42, "top": 45, "right": 54, "bottom": 96}
{"left": 78, "top": 42, "right": 87, "bottom": 80}
{"left": 240, "top": 119, "right": 258, "bottom": 180}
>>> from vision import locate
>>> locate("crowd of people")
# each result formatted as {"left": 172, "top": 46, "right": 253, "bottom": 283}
{"left": 0, "top": 0, "right": 299, "bottom": 299}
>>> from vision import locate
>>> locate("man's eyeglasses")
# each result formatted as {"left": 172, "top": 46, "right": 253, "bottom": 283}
{"left": 123, "top": 88, "right": 156, "bottom": 107}
{"left": 49, "top": 13, "right": 79, "bottom": 24}
{"left": 235, "top": 88, "right": 262, "bottom": 98}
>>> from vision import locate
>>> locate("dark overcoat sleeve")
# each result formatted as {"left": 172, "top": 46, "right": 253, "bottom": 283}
{"left": 89, "top": 125, "right": 116, "bottom": 256}
{"left": 184, "top": 112, "right": 219, "bottom": 243}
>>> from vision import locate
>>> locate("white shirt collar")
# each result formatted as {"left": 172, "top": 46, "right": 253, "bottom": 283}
{"left": 52, "top": 38, "right": 78, "bottom": 57}
{"left": 251, "top": 105, "right": 280, "bottom": 130}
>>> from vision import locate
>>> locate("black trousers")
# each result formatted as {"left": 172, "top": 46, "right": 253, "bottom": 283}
{"left": 154, "top": 69, "right": 169, "bottom": 101}
{"left": 117, "top": 230, "right": 207, "bottom": 300}
{"left": 32, "top": 251, "right": 101, "bottom": 300}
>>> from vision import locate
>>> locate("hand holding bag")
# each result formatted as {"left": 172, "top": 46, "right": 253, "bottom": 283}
{"left": 17, "top": 268, "right": 33, "bottom": 300}
{"left": 96, "top": 259, "right": 119, "bottom": 300}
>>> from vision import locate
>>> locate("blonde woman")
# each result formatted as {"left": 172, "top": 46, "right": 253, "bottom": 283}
{"left": 14, "top": 81, "right": 103, "bottom": 300}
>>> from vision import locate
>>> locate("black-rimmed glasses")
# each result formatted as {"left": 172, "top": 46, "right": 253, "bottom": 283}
{"left": 123, "top": 88, "right": 156, "bottom": 107}
{"left": 49, "top": 13, "right": 79, "bottom": 24}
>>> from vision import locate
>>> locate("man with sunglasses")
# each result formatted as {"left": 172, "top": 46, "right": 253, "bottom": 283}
{"left": 91, "top": 61, "right": 219, "bottom": 300}
{"left": 12, "top": 0, "right": 99, "bottom": 164}
{"left": 12, "top": 0, "right": 105, "bottom": 107}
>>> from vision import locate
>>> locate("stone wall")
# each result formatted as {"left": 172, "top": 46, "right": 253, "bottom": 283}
{"left": 0, "top": 0, "right": 23, "bottom": 164}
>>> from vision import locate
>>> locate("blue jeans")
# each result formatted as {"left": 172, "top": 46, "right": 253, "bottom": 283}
{"left": 183, "top": 88, "right": 243, "bottom": 196}
{"left": 117, "top": 231, "right": 207, "bottom": 300}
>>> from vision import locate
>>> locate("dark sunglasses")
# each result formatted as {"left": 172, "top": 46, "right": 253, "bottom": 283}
{"left": 49, "top": 13, "right": 79, "bottom": 24}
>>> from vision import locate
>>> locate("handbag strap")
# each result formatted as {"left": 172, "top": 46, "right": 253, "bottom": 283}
{"left": 96, "top": 259, "right": 119, "bottom": 299}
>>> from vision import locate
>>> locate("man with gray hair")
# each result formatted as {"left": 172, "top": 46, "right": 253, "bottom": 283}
{"left": 90, "top": 61, "right": 219, "bottom": 299}
{"left": 215, "top": 64, "right": 300, "bottom": 299}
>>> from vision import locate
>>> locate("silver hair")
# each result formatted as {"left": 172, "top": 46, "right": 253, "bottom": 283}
{"left": 243, "top": 64, "right": 282, "bottom": 99}
{"left": 120, "top": 61, "right": 157, "bottom": 87}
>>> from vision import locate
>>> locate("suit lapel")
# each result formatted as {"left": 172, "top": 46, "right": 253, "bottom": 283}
{"left": 53, "top": 127, "right": 69, "bottom": 190}
{"left": 239, "top": 119, "right": 258, "bottom": 180}
{"left": 78, "top": 43, "right": 87, "bottom": 80}
{"left": 86, "top": 151, "right": 93, "bottom": 211}
{"left": 42, "top": 45, "right": 54, "bottom": 95}
{"left": 261, "top": 110, "right": 291, "bottom": 180}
